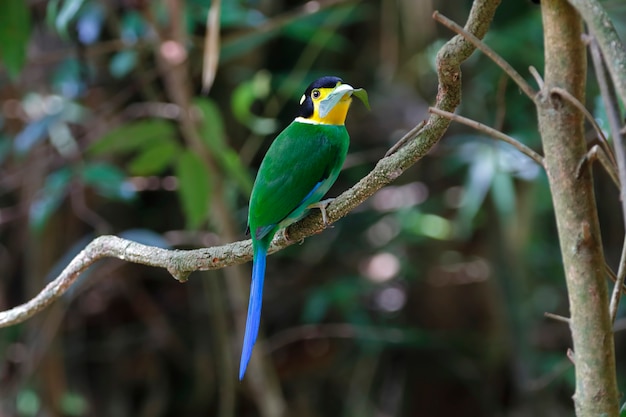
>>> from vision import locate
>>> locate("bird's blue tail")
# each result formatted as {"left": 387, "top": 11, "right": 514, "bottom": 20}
{"left": 239, "top": 244, "right": 267, "bottom": 380}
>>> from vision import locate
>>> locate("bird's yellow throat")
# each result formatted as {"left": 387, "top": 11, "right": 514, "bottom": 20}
{"left": 301, "top": 86, "right": 353, "bottom": 125}
{"left": 313, "top": 97, "right": 352, "bottom": 125}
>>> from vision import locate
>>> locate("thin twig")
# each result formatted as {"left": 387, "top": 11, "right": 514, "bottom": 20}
{"left": 567, "top": 0, "right": 626, "bottom": 107}
{"left": 609, "top": 236, "right": 626, "bottom": 322}
{"left": 384, "top": 121, "right": 427, "bottom": 157}
{"left": 604, "top": 262, "right": 626, "bottom": 294}
{"left": 544, "top": 311, "right": 571, "bottom": 324}
{"left": 605, "top": 262, "right": 619, "bottom": 285}
{"left": 589, "top": 32, "right": 626, "bottom": 323}
{"left": 550, "top": 86, "right": 617, "bottom": 168}
{"left": 429, "top": 107, "right": 544, "bottom": 166}
{"left": 566, "top": 348, "right": 576, "bottom": 364}
{"left": 433, "top": 11, "right": 537, "bottom": 100}
{"left": 588, "top": 33, "right": 626, "bottom": 223}
{"left": 528, "top": 66, "right": 545, "bottom": 91}
{"left": 576, "top": 145, "right": 620, "bottom": 188}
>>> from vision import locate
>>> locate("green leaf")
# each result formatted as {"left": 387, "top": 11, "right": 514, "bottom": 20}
{"left": 352, "top": 88, "right": 370, "bottom": 110}
{"left": 195, "top": 97, "right": 226, "bottom": 143}
{"left": 175, "top": 150, "right": 211, "bottom": 229}
{"left": 454, "top": 139, "right": 496, "bottom": 237}
{"left": 16, "top": 389, "right": 40, "bottom": 416}
{"left": 491, "top": 170, "right": 515, "bottom": 218}
{"left": 230, "top": 76, "right": 278, "bottom": 135}
{"left": 52, "top": 0, "right": 86, "bottom": 39}
{"left": 46, "top": 0, "right": 61, "bottom": 29}
{"left": 81, "top": 162, "right": 135, "bottom": 201}
{"left": 219, "top": 1, "right": 266, "bottom": 28}
{"left": 89, "top": 120, "right": 176, "bottom": 156}
{"left": 194, "top": 97, "right": 253, "bottom": 194}
{"left": 620, "top": 402, "right": 626, "bottom": 417}
{"left": 14, "top": 114, "right": 59, "bottom": 156}
{"left": 0, "top": 0, "right": 32, "bottom": 79}
{"left": 52, "top": 58, "right": 85, "bottom": 98}
{"left": 60, "top": 392, "right": 88, "bottom": 416}
{"left": 30, "top": 167, "right": 73, "bottom": 232}
{"left": 127, "top": 141, "right": 180, "bottom": 176}
{"left": 221, "top": 30, "right": 277, "bottom": 63}
{"left": 219, "top": 2, "right": 367, "bottom": 64}
{"left": 120, "top": 10, "right": 147, "bottom": 42}
{"left": 75, "top": 2, "right": 104, "bottom": 44}
{"left": 109, "top": 50, "right": 138, "bottom": 78}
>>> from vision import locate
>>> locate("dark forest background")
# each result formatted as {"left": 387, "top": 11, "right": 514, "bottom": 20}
{"left": 1, "top": 0, "right": 625, "bottom": 416}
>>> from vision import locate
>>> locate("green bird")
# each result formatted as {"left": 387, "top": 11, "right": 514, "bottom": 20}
{"left": 240, "top": 76, "right": 367, "bottom": 379}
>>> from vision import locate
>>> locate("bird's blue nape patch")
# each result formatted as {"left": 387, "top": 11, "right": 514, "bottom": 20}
{"left": 239, "top": 245, "right": 267, "bottom": 380}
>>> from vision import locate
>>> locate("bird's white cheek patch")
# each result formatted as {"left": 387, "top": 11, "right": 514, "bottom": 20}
{"left": 295, "top": 117, "right": 321, "bottom": 125}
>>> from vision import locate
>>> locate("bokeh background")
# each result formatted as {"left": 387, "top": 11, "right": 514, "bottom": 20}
{"left": 1, "top": 0, "right": 626, "bottom": 416}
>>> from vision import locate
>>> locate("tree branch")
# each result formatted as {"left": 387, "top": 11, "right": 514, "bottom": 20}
{"left": 433, "top": 11, "right": 536, "bottom": 100}
{"left": 0, "top": 236, "right": 247, "bottom": 327}
{"left": 428, "top": 107, "right": 545, "bottom": 166}
{"left": 567, "top": 0, "right": 626, "bottom": 107}
{"left": 0, "top": 0, "right": 503, "bottom": 330}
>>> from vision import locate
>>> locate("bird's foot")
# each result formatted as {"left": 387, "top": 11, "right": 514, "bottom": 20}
{"left": 308, "top": 198, "right": 335, "bottom": 227}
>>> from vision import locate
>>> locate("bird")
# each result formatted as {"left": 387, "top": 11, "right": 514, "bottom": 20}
{"left": 239, "top": 76, "right": 367, "bottom": 380}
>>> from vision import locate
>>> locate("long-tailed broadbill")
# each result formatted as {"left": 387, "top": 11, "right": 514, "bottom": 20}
{"left": 240, "top": 76, "right": 369, "bottom": 380}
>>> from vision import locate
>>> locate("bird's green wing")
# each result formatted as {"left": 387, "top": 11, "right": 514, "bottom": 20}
{"left": 248, "top": 122, "right": 349, "bottom": 240}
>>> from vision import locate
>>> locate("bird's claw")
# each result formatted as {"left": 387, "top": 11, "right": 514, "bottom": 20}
{"left": 308, "top": 198, "right": 335, "bottom": 227}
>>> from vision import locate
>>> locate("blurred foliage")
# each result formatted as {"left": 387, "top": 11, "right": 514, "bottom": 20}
{"left": 0, "top": 0, "right": 625, "bottom": 416}
{"left": 0, "top": 0, "right": 31, "bottom": 79}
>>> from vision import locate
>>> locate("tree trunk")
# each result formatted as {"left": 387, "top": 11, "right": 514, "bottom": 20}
{"left": 537, "top": 0, "right": 619, "bottom": 415}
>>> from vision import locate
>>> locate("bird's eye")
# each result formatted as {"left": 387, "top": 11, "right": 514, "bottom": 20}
{"left": 312, "top": 89, "right": 321, "bottom": 99}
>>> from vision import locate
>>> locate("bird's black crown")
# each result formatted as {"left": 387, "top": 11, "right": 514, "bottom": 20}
{"left": 298, "top": 76, "right": 343, "bottom": 118}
